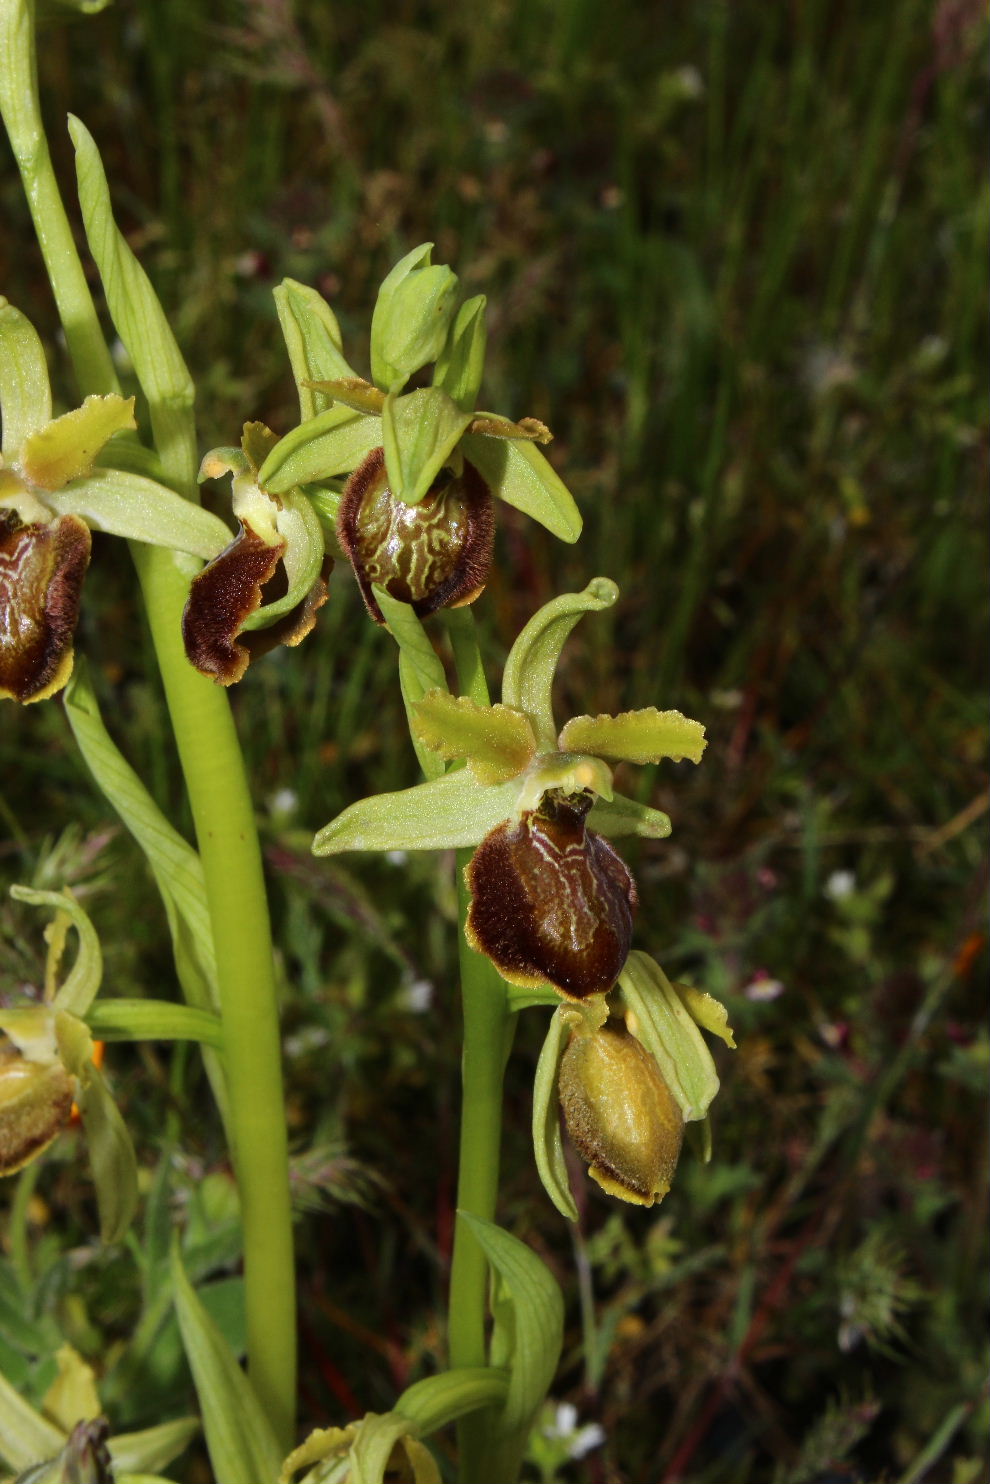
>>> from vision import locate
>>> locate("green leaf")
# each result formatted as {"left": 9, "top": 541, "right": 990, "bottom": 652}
{"left": 69, "top": 116, "right": 197, "bottom": 490}
{"left": 396, "top": 1369, "right": 509, "bottom": 1434}
{"left": 259, "top": 407, "right": 381, "bottom": 495}
{"left": 432, "top": 295, "right": 487, "bottom": 412}
{"left": 313, "top": 769, "right": 519, "bottom": 856}
{"left": 587, "top": 791, "right": 673, "bottom": 840}
{"left": 458, "top": 1213, "right": 563, "bottom": 1442}
{"left": 558, "top": 707, "right": 707, "bottom": 766}
{"left": 8, "top": 886, "right": 102, "bottom": 1016}
{"left": 531, "top": 1009, "right": 578, "bottom": 1222}
{"left": 239, "top": 488, "right": 325, "bottom": 631}
{"left": 375, "top": 589, "right": 450, "bottom": 781}
{"left": 170, "top": 1242, "right": 283, "bottom": 1484}
{"left": 86, "top": 1000, "right": 223, "bottom": 1049}
{"left": 46, "top": 471, "right": 231, "bottom": 559}
{"left": 108, "top": 1420, "right": 199, "bottom": 1478}
{"left": 20, "top": 394, "right": 135, "bottom": 490}
{"left": 0, "top": 1365, "right": 64, "bottom": 1472}
{"left": 381, "top": 386, "right": 472, "bottom": 506}
{"left": 0, "top": 300, "right": 52, "bottom": 454}
{"left": 370, "top": 244, "right": 458, "bottom": 391}
{"left": 501, "top": 578, "right": 619, "bottom": 751}
{"left": 617, "top": 952, "right": 721, "bottom": 1122}
{"left": 74, "top": 1052, "right": 140, "bottom": 1244}
{"left": 460, "top": 432, "right": 582, "bottom": 543}
{"left": 410, "top": 692, "right": 536, "bottom": 784}
{"left": 273, "top": 278, "right": 357, "bottom": 420}
{"left": 350, "top": 1415, "right": 440, "bottom": 1484}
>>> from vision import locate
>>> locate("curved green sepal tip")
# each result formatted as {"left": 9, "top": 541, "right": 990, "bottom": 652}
{"left": 502, "top": 578, "right": 618, "bottom": 750}
{"left": 9, "top": 884, "right": 102, "bottom": 1016}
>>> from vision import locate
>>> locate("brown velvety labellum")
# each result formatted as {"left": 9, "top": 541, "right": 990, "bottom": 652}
{"left": 0, "top": 511, "right": 91, "bottom": 703}
{"left": 337, "top": 446, "right": 494, "bottom": 624}
{"left": 182, "top": 521, "right": 285, "bottom": 685}
{"left": 465, "top": 791, "right": 637, "bottom": 999}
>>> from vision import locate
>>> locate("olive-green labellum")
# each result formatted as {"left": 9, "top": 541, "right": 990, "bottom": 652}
{"left": 338, "top": 446, "right": 494, "bottom": 624}
{"left": 465, "top": 790, "right": 637, "bottom": 1000}
{"left": 559, "top": 1023, "right": 684, "bottom": 1206}
{"left": 0, "top": 1044, "right": 75, "bottom": 1176}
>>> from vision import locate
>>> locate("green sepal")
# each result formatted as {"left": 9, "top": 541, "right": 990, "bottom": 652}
{"left": 382, "top": 386, "right": 472, "bottom": 506}
{"left": 45, "top": 470, "right": 231, "bottom": 560}
{"left": 56, "top": 1011, "right": 139, "bottom": 1244}
{"left": 0, "top": 301, "right": 52, "bottom": 455}
{"left": 558, "top": 706, "right": 707, "bottom": 766}
{"left": 587, "top": 791, "right": 673, "bottom": 840}
{"left": 673, "top": 983, "right": 736, "bottom": 1048}
{"left": 410, "top": 691, "right": 537, "bottom": 784}
{"left": 395, "top": 1368, "right": 509, "bottom": 1433}
{"left": 532, "top": 1008, "right": 578, "bottom": 1222}
{"left": 502, "top": 578, "right": 619, "bottom": 750}
{"left": 432, "top": 295, "right": 487, "bottom": 412}
{"left": 258, "top": 406, "right": 381, "bottom": 495}
{"left": 460, "top": 432, "right": 582, "bottom": 543}
{"left": 312, "top": 770, "right": 520, "bottom": 856}
{"left": 20, "top": 395, "right": 135, "bottom": 490}
{"left": 459, "top": 1213, "right": 563, "bottom": 1468}
{"left": 170, "top": 1240, "right": 283, "bottom": 1484}
{"left": 70, "top": 115, "right": 197, "bottom": 489}
{"left": 86, "top": 1000, "right": 223, "bottom": 1049}
{"left": 375, "top": 589, "right": 449, "bottom": 781}
{"left": 239, "top": 488, "right": 325, "bottom": 632}
{"left": 273, "top": 278, "right": 358, "bottom": 420}
{"left": 617, "top": 951, "right": 720, "bottom": 1122}
{"left": 108, "top": 1419, "right": 200, "bottom": 1477}
{"left": 370, "top": 244, "right": 458, "bottom": 391}
{"left": 8, "top": 885, "right": 102, "bottom": 1016}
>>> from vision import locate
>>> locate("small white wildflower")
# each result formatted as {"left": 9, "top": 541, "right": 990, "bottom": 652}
{"left": 824, "top": 869, "right": 856, "bottom": 901}
{"left": 385, "top": 849, "right": 408, "bottom": 866}
{"left": 269, "top": 787, "right": 298, "bottom": 819}
{"left": 405, "top": 979, "right": 433, "bottom": 1013}
{"left": 744, "top": 973, "right": 785, "bottom": 1002}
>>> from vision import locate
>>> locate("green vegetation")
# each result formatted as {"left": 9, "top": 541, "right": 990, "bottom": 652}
{"left": 1, "top": 1, "right": 986, "bottom": 1480}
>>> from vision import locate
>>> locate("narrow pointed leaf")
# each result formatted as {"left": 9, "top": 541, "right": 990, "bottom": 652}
{"left": 86, "top": 1000, "right": 223, "bottom": 1049}
{"left": 432, "top": 295, "right": 487, "bottom": 412}
{"left": 460, "top": 432, "right": 581, "bottom": 543}
{"left": 259, "top": 406, "right": 382, "bottom": 495}
{"left": 70, "top": 116, "right": 197, "bottom": 489}
{"left": 559, "top": 707, "right": 707, "bottom": 766}
{"left": 588, "top": 791, "right": 673, "bottom": 840}
{"left": 375, "top": 589, "right": 449, "bottom": 781}
{"left": 170, "top": 1242, "right": 283, "bottom": 1484}
{"left": 396, "top": 1369, "right": 509, "bottom": 1433}
{"left": 313, "top": 769, "right": 520, "bottom": 855}
{"left": 9, "top": 886, "right": 101, "bottom": 1015}
{"left": 0, "top": 1368, "right": 64, "bottom": 1472}
{"left": 382, "top": 386, "right": 472, "bottom": 506}
{"left": 617, "top": 952, "right": 720, "bottom": 1122}
{"left": 502, "top": 578, "right": 618, "bottom": 750}
{"left": 273, "top": 278, "right": 358, "bottom": 420}
{"left": 108, "top": 1419, "right": 200, "bottom": 1476}
{"left": 411, "top": 691, "right": 536, "bottom": 784}
{"left": 46, "top": 471, "right": 231, "bottom": 559}
{"left": 75, "top": 1057, "right": 139, "bottom": 1244}
{"left": 532, "top": 1009, "right": 578, "bottom": 1221}
{"left": 21, "top": 395, "right": 135, "bottom": 489}
{"left": 0, "top": 301, "right": 52, "bottom": 453}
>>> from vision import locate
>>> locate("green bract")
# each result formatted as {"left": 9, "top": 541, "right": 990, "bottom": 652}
{"left": 257, "top": 245, "right": 583, "bottom": 544}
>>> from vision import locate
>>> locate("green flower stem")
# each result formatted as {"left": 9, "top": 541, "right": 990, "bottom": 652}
{"left": 444, "top": 611, "right": 514, "bottom": 1483}
{"left": 132, "top": 545, "right": 296, "bottom": 1452}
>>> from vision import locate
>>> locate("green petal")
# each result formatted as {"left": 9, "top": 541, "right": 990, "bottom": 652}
{"left": 8, "top": 884, "right": 102, "bottom": 1016}
{"left": 587, "top": 791, "right": 673, "bottom": 840}
{"left": 432, "top": 295, "right": 487, "bottom": 412}
{"left": 673, "top": 982, "right": 736, "bottom": 1048}
{"left": 312, "top": 769, "right": 520, "bottom": 856}
{"left": 239, "top": 489, "right": 325, "bottom": 631}
{"left": 502, "top": 578, "right": 618, "bottom": 751}
{"left": 460, "top": 432, "right": 581, "bottom": 543}
{"left": 46, "top": 470, "right": 232, "bottom": 560}
{"left": 0, "top": 300, "right": 52, "bottom": 454}
{"left": 617, "top": 952, "right": 720, "bottom": 1122}
{"left": 411, "top": 691, "right": 536, "bottom": 784}
{"left": 382, "top": 386, "right": 472, "bottom": 506}
{"left": 20, "top": 395, "right": 136, "bottom": 490}
{"left": 370, "top": 244, "right": 458, "bottom": 391}
{"left": 273, "top": 277, "right": 358, "bottom": 420}
{"left": 559, "top": 707, "right": 707, "bottom": 765}
{"left": 259, "top": 406, "right": 382, "bottom": 494}
{"left": 531, "top": 1008, "right": 578, "bottom": 1221}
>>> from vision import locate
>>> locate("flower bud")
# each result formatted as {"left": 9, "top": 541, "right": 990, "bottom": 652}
{"left": 338, "top": 446, "right": 494, "bottom": 623}
{"left": 558, "top": 1022, "right": 683, "bottom": 1205}
{"left": 465, "top": 789, "right": 636, "bottom": 999}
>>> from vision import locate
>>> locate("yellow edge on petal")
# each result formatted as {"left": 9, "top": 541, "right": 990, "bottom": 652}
{"left": 21, "top": 395, "right": 136, "bottom": 491}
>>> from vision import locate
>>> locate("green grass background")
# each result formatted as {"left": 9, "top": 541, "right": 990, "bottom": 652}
{"left": 1, "top": 1, "right": 987, "bottom": 1480}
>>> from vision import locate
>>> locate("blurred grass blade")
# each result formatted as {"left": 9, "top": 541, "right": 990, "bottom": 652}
{"left": 170, "top": 1241, "right": 283, "bottom": 1484}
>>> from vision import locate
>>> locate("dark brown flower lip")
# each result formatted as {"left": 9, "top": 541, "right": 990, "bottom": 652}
{"left": 0, "top": 511, "right": 91, "bottom": 703}
{"left": 337, "top": 446, "right": 494, "bottom": 624}
{"left": 464, "top": 791, "right": 637, "bottom": 999}
{"left": 181, "top": 519, "right": 287, "bottom": 685}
